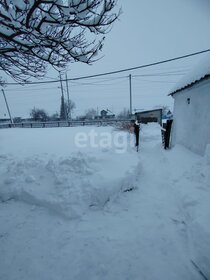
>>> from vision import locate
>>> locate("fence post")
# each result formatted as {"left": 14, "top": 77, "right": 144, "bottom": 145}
{"left": 164, "top": 119, "right": 173, "bottom": 149}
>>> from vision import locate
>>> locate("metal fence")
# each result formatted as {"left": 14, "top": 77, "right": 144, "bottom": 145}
{"left": 0, "top": 119, "right": 132, "bottom": 129}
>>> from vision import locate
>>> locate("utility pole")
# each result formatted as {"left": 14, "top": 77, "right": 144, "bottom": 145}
{"left": 2, "top": 89, "right": 13, "bottom": 124}
{"left": 129, "top": 74, "right": 133, "bottom": 116}
{"left": 65, "top": 73, "right": 71, "bottom": 120}
{"left": 59, "top": 71, "right": 67, "bottom": 120}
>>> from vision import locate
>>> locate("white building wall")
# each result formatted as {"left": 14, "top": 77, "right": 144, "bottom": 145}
{"left": 171, "top": 78, "right": 210, "bottom": 155}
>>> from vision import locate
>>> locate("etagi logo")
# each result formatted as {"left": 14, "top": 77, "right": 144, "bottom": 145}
{"left": 74, "top": 129, "right": 132, "bottom": 153}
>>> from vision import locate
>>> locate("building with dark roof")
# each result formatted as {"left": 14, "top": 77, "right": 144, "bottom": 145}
{"left": 135, "top": 108, "right": 162, "bottom": 126}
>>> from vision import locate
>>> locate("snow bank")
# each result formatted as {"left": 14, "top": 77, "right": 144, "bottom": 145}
{"left": 1, "top": 124, "right": 210, "bottom": 280}
{"left": 0, "top": 126, "right": 139, "bottom": 219}
{"left": 171, "top": 145, "right": 210, "bottom": 278}
{"left": 187, "top": 148, "right": 210, "bottom": 278}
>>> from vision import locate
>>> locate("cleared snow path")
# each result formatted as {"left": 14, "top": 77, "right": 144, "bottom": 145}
{"left": 0, "top": 125, "right": 209, "bottom": 280}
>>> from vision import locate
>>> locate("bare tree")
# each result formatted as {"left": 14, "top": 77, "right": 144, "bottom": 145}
{"left": 30, "top": 107, "right": 49, "bottom": 121}
{"left": 60, "top": 94, "right": 75, "bottom": 120}
{"left": 49, "top": 112, "right": 59, "bottom": 121}
{"left": 60, "top": 93, "right": 67, "bottom": 120}
{"left": 0, "top": 0, "right": 120, "bottom": 82}
{"left": 65, "top": 99, "right": 76, "bottom": 120}
{"left": 85, "top": 108, "right": 97, "bottom": 119}
{"left": 117, "top": 108, "right": 130, "bottom": 119}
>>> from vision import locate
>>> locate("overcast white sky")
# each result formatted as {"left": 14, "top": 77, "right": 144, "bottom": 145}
{"left": 1, "top": 0, "right": 210, "bottom": 118}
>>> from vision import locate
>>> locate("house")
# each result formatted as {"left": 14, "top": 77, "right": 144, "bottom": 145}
{"left": 100, "top": 110, "right": 108, "bottom": 118}
{"left": 135, "top": 108, "right": 162, "bottom": 126}
{"left": 99, "top": 109, "right": 115, "bottom": 119}
{"left": 169, "top": 53, "right": 210, "bottom": 155}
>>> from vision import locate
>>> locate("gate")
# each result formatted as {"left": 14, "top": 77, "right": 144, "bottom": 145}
{"left": 161, "top": 119, "right": 173, "bottom": 149}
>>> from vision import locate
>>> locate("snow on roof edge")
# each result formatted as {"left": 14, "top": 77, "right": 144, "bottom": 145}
{"left": 169, "top": 52, "right": 210, "bottom": 96}
{"left": 169, "top": 74, "right": 210, "bottom": 96}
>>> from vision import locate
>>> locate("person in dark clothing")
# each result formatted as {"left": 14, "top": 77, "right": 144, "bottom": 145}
{"left": 134, "top": 120, "right": 140, "bottom": 151}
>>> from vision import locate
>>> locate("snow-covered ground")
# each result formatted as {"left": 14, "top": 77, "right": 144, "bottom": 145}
{"left": 0, "top": 124, "right": 209, "bottom": 280}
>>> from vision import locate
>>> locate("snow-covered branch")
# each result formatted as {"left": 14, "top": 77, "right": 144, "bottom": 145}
{"left": 0, "top": 0, "right": 120, "bottom": 82}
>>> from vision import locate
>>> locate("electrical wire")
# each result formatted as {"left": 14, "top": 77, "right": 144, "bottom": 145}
{"left": 3, "top": 48, "right": 210, "bottom": 86}
{"left": 132, "top": 77, "right": 177, "bottom": 84}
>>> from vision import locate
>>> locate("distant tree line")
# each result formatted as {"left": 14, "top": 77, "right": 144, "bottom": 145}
{"left": 30, "top": 97, "right": 76, "bottom": 122}
{"left": 76, "top": 107, "right": 130, "bottom": 120}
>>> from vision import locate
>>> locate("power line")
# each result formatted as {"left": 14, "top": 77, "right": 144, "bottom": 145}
{"left": 5, "top": 70, "right": 187, "bottom": 92}
{"left": 69, "top": 77, "right": 128, "bottom": 87}
{"left": 132, "top": 71, "right": 187, "bottom": 78}
{"left": 4, "top": 48, "right": 210, "bottom": 86}
{"left": 5, "top": 86, "right": 59, "bottom": 92}
{"left": 133, "top": 78, "right": 177, "bottom": 84}
{"left": 4, "top": 71, "right": 183, "bottom": 91}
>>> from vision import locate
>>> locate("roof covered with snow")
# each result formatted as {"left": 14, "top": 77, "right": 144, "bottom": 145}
{"left": 169, "top": 52, "right": 210, "bottom": 95}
